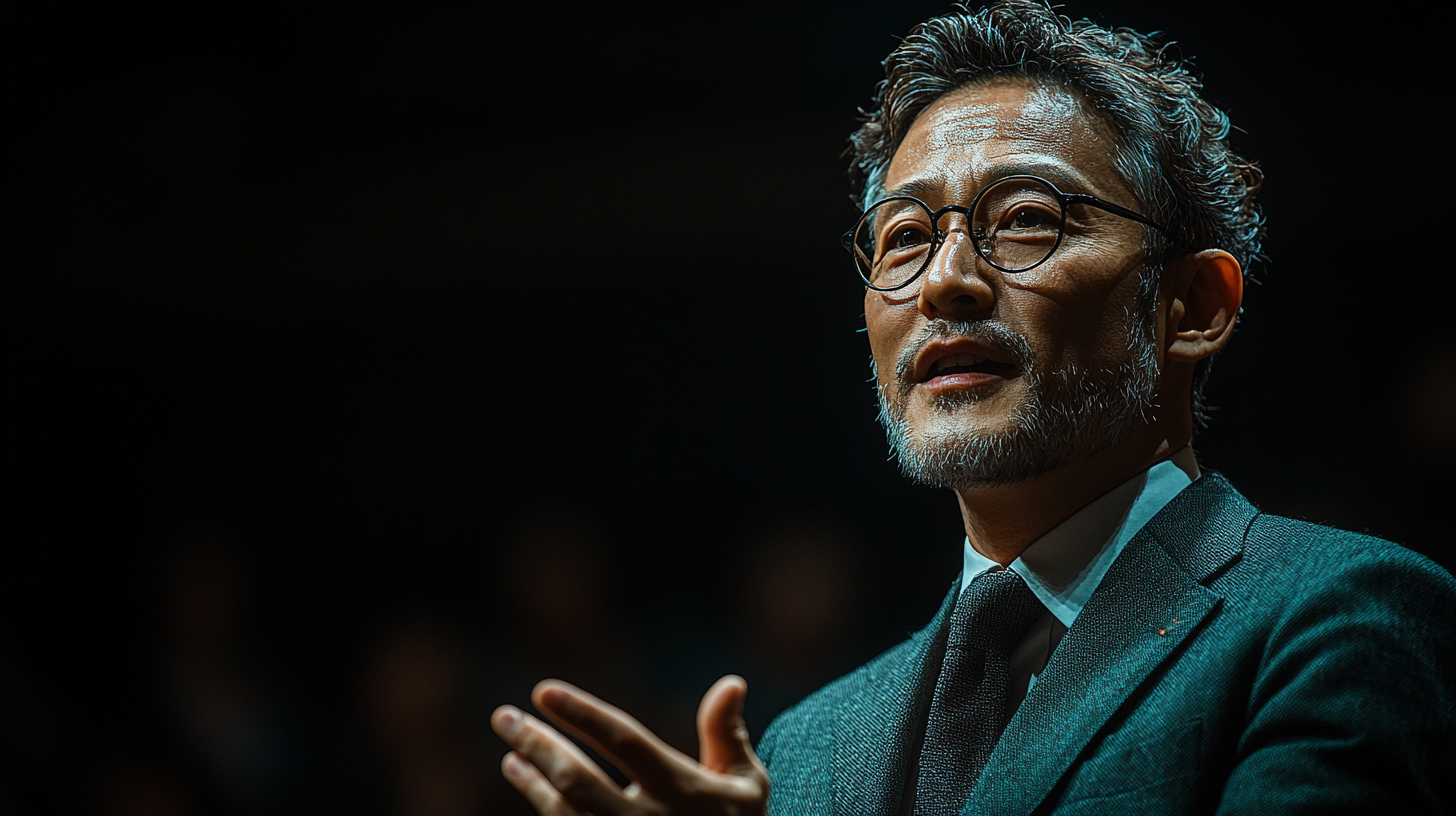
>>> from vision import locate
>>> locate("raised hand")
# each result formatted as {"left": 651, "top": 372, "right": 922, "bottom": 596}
{"left": 491, "top": 675, "right": 769, "bottom": 816}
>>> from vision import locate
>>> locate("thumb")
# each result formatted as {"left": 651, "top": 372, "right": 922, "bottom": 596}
{"left": 696, "top": 674, "right": 760, "bottom": 774}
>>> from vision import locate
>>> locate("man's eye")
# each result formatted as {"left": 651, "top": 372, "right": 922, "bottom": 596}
{"left": 892, "top": 227, "right": 929, "bottom": 249}
{"left": 1009, "top": 207, "right": 1054, "bottom": 230}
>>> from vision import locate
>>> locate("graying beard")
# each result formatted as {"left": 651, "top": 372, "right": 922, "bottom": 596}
{"left": 874, "top": 307, "right": 1160, "bottom": 490}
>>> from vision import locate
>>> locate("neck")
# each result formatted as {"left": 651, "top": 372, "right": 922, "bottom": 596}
{"left": 955, "top": 425, "right": 1189, "bottom": 567}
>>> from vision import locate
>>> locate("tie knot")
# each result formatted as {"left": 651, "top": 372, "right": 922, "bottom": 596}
{"left": 950, "top": 569, "right": 1044, "bottom": 652}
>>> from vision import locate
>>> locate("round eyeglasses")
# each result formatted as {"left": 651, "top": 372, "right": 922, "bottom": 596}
{"left": 843, "top": 174, "right": 1180, "bottom": 291}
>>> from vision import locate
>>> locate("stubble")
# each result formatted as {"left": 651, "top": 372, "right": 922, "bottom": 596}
{"left": 875, "top": 306, "right": 1161, "bottom": 489}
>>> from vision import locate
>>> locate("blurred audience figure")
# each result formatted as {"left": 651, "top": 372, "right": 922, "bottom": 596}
{"left": 733, "top": 518, "right": 863, "bottom": 740}
{"left": 158, "top": 531, "right": 295, "bottom": 814}
{"left": 361, "top": 616, "right": 491, "bottom": 816}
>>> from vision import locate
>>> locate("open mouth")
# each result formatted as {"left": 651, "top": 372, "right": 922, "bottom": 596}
{"left": 922, "top": 352, "right": 1017, "bottom": 383}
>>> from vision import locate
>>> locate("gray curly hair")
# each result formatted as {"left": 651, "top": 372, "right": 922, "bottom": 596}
{"left": 850, "top": 0, "right": 1264, "bottom": 428}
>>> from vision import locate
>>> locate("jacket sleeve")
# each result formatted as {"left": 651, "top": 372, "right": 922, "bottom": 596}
{"left": 1216, "top": 540, "right": 1456, "bottom": 815}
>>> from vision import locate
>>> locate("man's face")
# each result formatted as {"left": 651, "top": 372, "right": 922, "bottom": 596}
{"left": 866, "top": 79, "right": 1164, "bottom": 488}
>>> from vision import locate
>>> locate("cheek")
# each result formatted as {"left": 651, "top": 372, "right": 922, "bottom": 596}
{"left": 1005, "top": 263, "right": 1147, "bottom": 368}
{"left": 1069, "top": 293, "right": 1148, "bottom": 365}
{"left": 864, "top": 294, "right": 913, "bottom": 383}
{"left": 1001, "top": 238, "right": 1138, "bottom": 295}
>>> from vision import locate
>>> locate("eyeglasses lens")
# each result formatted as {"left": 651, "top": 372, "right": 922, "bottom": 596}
{"left": 853, "top": 198, "right": 935, "bottom": 290}
{"left": 853, "top": 177, "right": 1067, "bottom": 288}
{"left": 970, "top": 177, "right": 1064, "bottom": 272}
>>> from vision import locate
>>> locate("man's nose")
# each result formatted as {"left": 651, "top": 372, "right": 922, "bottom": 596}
{"left": 915, "top": 227, "right": 996, "bottom": 322}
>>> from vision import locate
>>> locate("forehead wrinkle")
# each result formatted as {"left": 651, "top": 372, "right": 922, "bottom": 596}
{"left": 956, "top": 77, "right": 1111, "bottom": 141}
{"left": 883, "top": 157, "right": 1101, "bottom": 204}
{"left": 885, "top": 81, "right": 1134, "bottom": 206}
{"left": 913, "top": 103, "right": 1007, "bottom": 153}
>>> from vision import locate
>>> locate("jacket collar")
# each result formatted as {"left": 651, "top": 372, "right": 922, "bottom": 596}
{"left": 967, "top": 472, "right": 1254, "bottom": 814}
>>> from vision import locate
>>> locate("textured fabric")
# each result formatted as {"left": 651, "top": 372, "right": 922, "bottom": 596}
{"left": 958, "top": 454, "right": 1195, "bottom": 714}
{"left": 915, "top": 570, "right": 1044, "bottom": 815}
{"left": 756, "top": 474, "right": 1456, "bottom": 815}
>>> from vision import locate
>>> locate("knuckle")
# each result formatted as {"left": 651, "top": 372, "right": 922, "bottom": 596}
{"left": 551, "top": 765, "right": 585, "bottom": 796}
{"left": 515, "top": 728, "right": 547, "bottom": 758}
{"left": 508, "top": 715, "right": 537, "bottom": 742}
{"left": 511, "top": 723, "right": 534, "bottom": 746}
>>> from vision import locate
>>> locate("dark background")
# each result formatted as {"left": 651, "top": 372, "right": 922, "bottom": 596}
{"left": 4, "top": 2, "right": 1452, "bottom": 814}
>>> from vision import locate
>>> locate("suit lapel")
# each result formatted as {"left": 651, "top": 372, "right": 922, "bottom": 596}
{"left": 966, "top": 474, "right": 1253, "bottom": 815}
{"left": 833, "top": 581, "right": 958, "bottom": 816}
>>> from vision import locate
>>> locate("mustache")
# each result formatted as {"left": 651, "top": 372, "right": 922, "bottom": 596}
{"left": 893, "top": 320, "right": 1035, "bottom": 384}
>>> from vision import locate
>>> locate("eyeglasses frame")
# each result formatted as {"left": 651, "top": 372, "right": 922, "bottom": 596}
{"left": 842, "top": 174, "right": 1184, "bottom": 292}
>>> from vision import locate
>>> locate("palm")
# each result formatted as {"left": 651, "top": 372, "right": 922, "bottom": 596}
{"left": 492, "top": 676, "right": 769, "bottom": 816}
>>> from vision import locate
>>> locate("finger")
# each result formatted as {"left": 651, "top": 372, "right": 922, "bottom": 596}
{"left": 501, "top": 752, "right": 586, "bottom": 816}
{"left": 696, "top": 675, "right": 763, "bottom": 776}
{"left": 532, "top": 679, "right": 693, "bottom": 797}
{"left": 493, "top": 705, "right": 628, "bottom": 815}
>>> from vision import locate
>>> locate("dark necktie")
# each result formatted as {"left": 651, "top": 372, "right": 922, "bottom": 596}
{"left": 914, "top": 569, "right": 1044, "bottom": 816}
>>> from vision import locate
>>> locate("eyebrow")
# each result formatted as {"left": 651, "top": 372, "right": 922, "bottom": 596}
{"left": 880, "top": 161, "right": 1101, "bottom": 203}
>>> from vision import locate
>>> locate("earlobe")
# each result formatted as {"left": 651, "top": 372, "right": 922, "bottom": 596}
{"left": 1167, "top": 250, "right": 1243, "bottom": 363}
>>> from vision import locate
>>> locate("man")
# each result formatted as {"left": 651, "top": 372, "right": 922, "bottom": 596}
{"left": 490, "top": 2, "right": 1456, "bottom": 813}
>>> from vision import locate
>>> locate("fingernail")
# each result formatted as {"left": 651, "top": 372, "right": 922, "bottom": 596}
{"left": 496, "top": 706, "right": 522, "bottom": 736}
{"left": 503, "top": 753, "right": 525, "bottom": 779}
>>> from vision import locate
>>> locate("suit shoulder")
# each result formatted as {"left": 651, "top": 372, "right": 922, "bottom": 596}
{"left": 1217, "top": 513, "right": 1456, "bottom": 658}
{"left": 1241, "top": 513, "right": 1454, "bottom": 589}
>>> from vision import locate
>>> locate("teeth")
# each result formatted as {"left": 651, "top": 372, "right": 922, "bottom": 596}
{"left": 934, "top": 353, "right": 986, "bottom": 372}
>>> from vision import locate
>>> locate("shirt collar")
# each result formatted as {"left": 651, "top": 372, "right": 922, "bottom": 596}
{"left": 960, "top": 447, "right": 1199, "bottom": 629}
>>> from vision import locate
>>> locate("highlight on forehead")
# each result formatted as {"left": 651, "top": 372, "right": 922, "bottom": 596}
{"left": 867, "top": 76, "right": 1124, "bottom": 208}
{"left": 910, "top": 78, "right": 1117, "bottom": 155}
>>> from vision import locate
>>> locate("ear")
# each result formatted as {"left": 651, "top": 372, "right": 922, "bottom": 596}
{"left": 1165, "top": 249, "right": 1242, "bottom": 363}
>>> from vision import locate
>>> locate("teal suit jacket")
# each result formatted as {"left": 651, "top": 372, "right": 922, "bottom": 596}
{"left": 757, "top": 474, "right": 1456, "bottom": 814}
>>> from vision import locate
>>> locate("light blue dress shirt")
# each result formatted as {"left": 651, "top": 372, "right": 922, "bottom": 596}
{"left": 958, "top": 448, "right": 1199, "bottom": 704}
